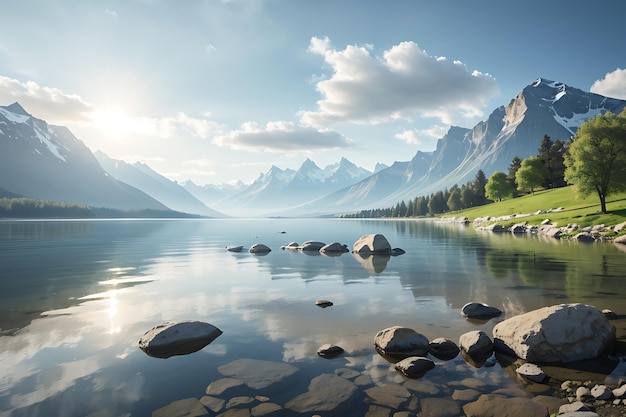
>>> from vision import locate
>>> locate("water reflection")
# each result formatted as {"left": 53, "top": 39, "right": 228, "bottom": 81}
{"left": 1, "top": 219, "right": 626, "bottom": 417}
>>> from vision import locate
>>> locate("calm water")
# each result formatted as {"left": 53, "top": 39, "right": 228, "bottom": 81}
{"left": 1, "top": 218, "right": 625, "bottom": 416}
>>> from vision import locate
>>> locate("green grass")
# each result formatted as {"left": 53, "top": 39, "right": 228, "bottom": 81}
{"left": 444, "top": 186, "right": 626, "bottom": 229}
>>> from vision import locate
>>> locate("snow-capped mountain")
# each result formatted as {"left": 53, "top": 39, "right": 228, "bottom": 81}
{"left": 181, "top": 180, "right": 244, "bottom": 207}
{"left": 95, "top": 152, "right": 225, "bottom": 217}
{"left": 0, "top": 103, "right": 170, "bottom": 211}
{"left": 213, "top": 158, "right": 371, "bottom": 216}
{"left": 292, "top": 78, "right": 626, "bottom": 214}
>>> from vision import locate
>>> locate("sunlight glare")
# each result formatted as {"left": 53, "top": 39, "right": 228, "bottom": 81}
{"left": 93, "top": 107, "right": 137, "bottom": 136}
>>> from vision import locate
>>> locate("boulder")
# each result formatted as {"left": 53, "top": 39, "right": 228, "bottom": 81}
{"left": 459, "top": 330, "right": 493, "bottom": 357}
{"left": 374, "top": 326, "right": 429, "bottom": 357}
{"left": 461, "top": 302, "right": 502, "bottom": 319}
{"left": 394, "top": 356, "right": 435, "bottom": 378}
{"left": 138, "top": 320, "right": 222, "bottom": 358}
{"left": 315, "top": 299, "right": 333, "bottom": 308}
{"left": 615, "top": 221, "right": 626, "bottom": 233}
{"left": 574, "top": 232, "right": 596, "bottom": 242}
{"left": 319, "top": 242, "right": 349, "bottom": 253}
{"left": 280, "top": 242, "right": 299, "bottom": 250}
{"left": 428, "top": 337, "right": 460, "bottom": 360}
{"left": 317, "top": 344, "right": 344, "bottom": 358}
{"left": 615, "top": 235, "right": 626, "bottom": 245}
{"left": 492, "top": 304, "right": 616, "bottom": 363}
{"left": 510, "top": 223, "right": 527, "bottom": 234}
{"left": 515, "top": 363, "right": 546, "bottom": 383}
{"left": 300, "top": 241, "right": 326, "bottom": 251}
{"left": 249, "top": 243, "right": 272, "bottom": 253}
{"left": 225, "top": 245, "right": 243, "bottom": 252}
{"left": 352, "top": 234, "right": 392, "bottom": 255}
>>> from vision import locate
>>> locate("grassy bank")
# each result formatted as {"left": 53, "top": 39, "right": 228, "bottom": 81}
{"left": 443, "top": 186, "right": 626, "bottom": 229}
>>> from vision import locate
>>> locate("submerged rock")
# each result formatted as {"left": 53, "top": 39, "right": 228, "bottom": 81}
{"left": 217, "top": 358, "right": 299, "bottom": 390}
{"left": 285, "top": 374, "right": 358, "bottom": 414}
{"left": 225, "top": 245, "right": 243, "bottom": 252}
{"left": 138, "top": 320, "right": 222, "bottom": 359}
{"left": 152, "top": 398, "right": 209, "bottom": 417}
{"left": 515, "top": 363, "right": 546, "bottom": 383}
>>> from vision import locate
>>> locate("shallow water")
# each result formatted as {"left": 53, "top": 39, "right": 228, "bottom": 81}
{"left": 0, "top": 218, "right": 625, "bottom": 416}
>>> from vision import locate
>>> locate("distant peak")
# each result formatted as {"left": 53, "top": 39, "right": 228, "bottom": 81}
{"left": 531, "top": 77, "right": 563, "bottom": 89}
{"left": 6, "top": 102, "right": 30, "bottom": 116}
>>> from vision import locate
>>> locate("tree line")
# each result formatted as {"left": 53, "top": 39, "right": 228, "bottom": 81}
{"left": 342, "top": 134, "right": 569, "bottom": 219}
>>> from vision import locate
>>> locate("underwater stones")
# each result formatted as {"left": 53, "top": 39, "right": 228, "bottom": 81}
{"left": 217, "top": 359, "right": 299, "bottom": 390}
{"left": 364, "top": 383, "right": 411, "bottom": 408}
{"left": 284, "top": 373, "right": 358, "bottom": 414}
{"left": 152, "top": 398, "right": 209, "bottom": 417}
{"left": 463, "top": 394, "right": 549, "bottom": 417}
{"left": 138, "top": 320, "right": 222, "bottom": 359}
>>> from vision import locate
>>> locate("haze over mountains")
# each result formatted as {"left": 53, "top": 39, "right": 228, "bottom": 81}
{"left": 1, "top": 78, "right": 625, "bottom": 217}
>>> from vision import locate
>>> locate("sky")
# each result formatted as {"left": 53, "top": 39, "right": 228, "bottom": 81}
{"left": 1, "top": 0, "right": 626, "bottom": 186}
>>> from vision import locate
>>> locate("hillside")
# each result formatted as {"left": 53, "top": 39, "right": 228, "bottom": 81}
{"left": 446, "top": 186, "right": 626, "bottom": 229}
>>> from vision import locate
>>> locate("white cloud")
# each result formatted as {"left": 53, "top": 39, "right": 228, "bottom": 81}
{"left": 0, "top": 76, "right": 95, "bottom": 123}
{"left": 590, "top": 68, "right": 626, "bottom": 100}
{"left": 300, "top": 37, "right": 499, "bottom": 127}
{"left": 105, "top": 8, "right": 118, "bottom": 18}
{"left": 214, "top": 121, "right": 352, "bottom": 153}
{"left": 395, "top": 125, "right": 449, "bottom": 145}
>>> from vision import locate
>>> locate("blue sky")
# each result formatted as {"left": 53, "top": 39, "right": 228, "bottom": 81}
{"left": 1, "top": 0, "right": 626, "bottom": 185}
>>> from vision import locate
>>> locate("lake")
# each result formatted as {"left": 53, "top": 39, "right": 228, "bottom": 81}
{"left": 1, "top": 218, "right": 626, "bottom": 417}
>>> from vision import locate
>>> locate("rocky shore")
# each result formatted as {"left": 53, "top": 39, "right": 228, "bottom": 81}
{"left": 440, "top": 213, "right": 626, "bottom": 244}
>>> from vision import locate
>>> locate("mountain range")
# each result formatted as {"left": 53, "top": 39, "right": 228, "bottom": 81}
{"left": 1, "top": 77, "right": 625, "bottom": 217}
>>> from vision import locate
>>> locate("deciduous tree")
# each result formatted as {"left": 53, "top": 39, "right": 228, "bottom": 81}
{"left": 485, "top": 171, "right": 514, "bottom": 202}
{"left": 564, "top": 110, "right": 626, "bottom": 213}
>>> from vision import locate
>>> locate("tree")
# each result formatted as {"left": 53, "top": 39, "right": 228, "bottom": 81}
{"left": 447, "top": 188, "right": 463, "bottom": 211}
{"left": 537, "top": 135, "right": 567, "bottom": 188}
{"left": 485, "top": 171, "right": 514, "bottom": 202}
{"left": 507, "top": 155, "right": 522, "bottom": 197}
{"left": 473, "top": 170, "right": 488, "bottom": 205}
{"left": 428, "top": 191, "right": 447, "bottom": 215}
{"left": 564, "top": 110, "right": 626, "bottom": 213}
{"left": 515, "top": 157, "right": 548, "bottom": 195}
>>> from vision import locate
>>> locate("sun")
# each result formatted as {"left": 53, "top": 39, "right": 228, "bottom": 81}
{"left": 92, "top": 106, "right": 137, "bottom": 136}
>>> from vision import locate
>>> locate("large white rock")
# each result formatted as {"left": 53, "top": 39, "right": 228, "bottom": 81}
{"left": 352, "top": 234, "right": 392, "bottom": 255}
{"left": 138, "top": 320, "right": 222, "bottom": 358}
{"left": 374, "top": 326, "right": 429, "bottom": 356}
{"left": 493, "top": 304, "right": 615, "bottom": 363}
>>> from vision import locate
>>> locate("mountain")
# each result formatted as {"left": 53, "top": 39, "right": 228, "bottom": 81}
{"left": 291, "top": 78, "right": 626, "bottom": 214}
{"left": 0, "top": 103, "right": 170, "bottom": 211}
{"left": 95, "top": 152, "right": 225, "bottom": 217}
{"left": 213, "top": 158, "right": 371, "bottom": 216}
{"left": 181, "top": 180, "right": 244, "bottom": 207}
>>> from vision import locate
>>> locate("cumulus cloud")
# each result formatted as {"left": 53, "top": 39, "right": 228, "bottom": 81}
{"left": 300, "top": 37, "right": 499, "bottom": 127}
{"left": 213, "top": 121, "right": 352, "bottom": 152}
{"left": 590, "top": 68, "right": 626, "bottom": 100}
{"left": 0, "top": 76, "right": 95, "bottom": 123}
{"left": 395, "top": 125, "right": 449, "bottom": 145}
